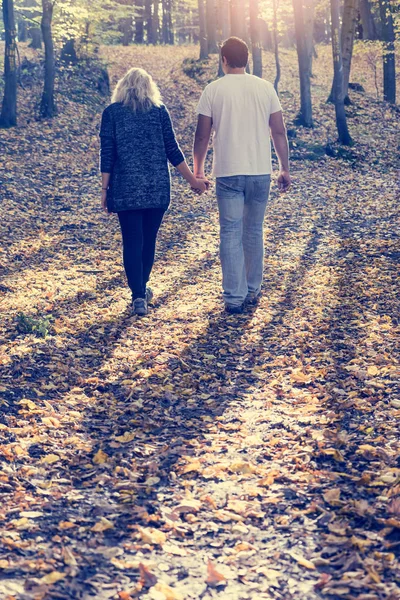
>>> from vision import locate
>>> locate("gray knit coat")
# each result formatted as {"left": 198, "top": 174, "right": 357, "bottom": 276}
{"left": 99, "top": 102, "right": 185, "bottom": 213}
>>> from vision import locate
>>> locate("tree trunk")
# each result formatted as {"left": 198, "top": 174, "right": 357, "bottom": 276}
{"left": 167, "top": 1, "right": 174, "bottom": 44}
{"left": 272, "top": 0, "right": 281, "bottom": 92}
{"left": 230, "top": 0, "right": 247, "bottom": 41}
{"left": 28, "top": 26, "right": 42, "bottom": 48}
{"left": 330, "top": 0, "right": 352, "bottom": 144}
{"left": 135, "top": 0, "right": 144, "bottom": 42}
{"left": 0, "top": 0, "right": 17, "bottom": 128}
{"left": 341, "top": 0, "right": 358, "bottom": 101}
{"left": 359, "top": 0, "right": 377, "bottom": 39}
{"left": 120, "top": 18, "right": 134, "bottom": 45}
{"left": 303, "top": 0, "right": 314, "bottom": 76}
{"left": 249, "top": 0, "right": 262, "bottom": 77}
{"left": 152, "top": 0, "right": 159, "bottom": 43}
{"left": 18, "top": 19, "right": 28, "bottom": 41}
{"left": 328, "top": 0, "right": 358, "bottom": 103}
{"left": 206, "top": 0, "right": 218, "bottom": 52}
{"left": 292, "top": 0, "right": 313, "bottom": 127}
{"left": 145, "top": 0, "right": 153, "bottom": 43}
{"left": 378, "top": 0, "right": 396, "bottom": 104}
{"left": 40, "top": 0, "right": 56, "bottom": 118}
{"left": 198, "top": 0, "right": 208, "bottom": 58}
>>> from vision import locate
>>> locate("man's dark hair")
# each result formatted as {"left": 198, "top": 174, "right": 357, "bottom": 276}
{"left": 220, "top": 37, "right": 249, "bottom": 69}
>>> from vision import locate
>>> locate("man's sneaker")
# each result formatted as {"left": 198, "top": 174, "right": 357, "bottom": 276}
{"left": 145, "top": 287, "right": 154, "bottom": 304}
{"left": 133, "top": 298, "right": 148, "bottom": 316}
{"left": 225, "top": 303, "right": 245, "bottom": 315}
{"left": 246, "top": 290, "right": 261, "bottom": 305}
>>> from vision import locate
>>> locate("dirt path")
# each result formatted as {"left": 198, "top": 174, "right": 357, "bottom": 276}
{"left": 0, "top": 46, "right": 399, "bottom": 600}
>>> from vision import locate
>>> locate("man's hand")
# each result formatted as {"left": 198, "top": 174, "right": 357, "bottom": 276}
{"left": 277, "top": 170, "right": 291, "bottom": 193}
{"left": 192, "top": 177, "right": 211, "bottom": 194}
{"left": 101, "top": 190, "right": 108, "bottom": 213}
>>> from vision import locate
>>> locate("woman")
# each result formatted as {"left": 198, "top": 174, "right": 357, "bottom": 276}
{"left": 100, "top": 67, "right": 207, "bottom": 316}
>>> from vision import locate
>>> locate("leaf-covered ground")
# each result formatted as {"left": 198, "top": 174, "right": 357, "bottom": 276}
{"left": 0, "top": 44, "right": 399, "bottom": 600}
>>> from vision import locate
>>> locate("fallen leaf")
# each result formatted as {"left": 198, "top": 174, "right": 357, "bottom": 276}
{"left": 206, "top": 560, "right": 226, "bottom": 587}
{"left": 93, "top": 449, "right": 109, "bottom": 464}
{"left": 139, "top": 527, "right": 166, "bottom": 545}
{"left": 91, "top": 517, "right": 114, "bottom": 532}
{"left": 288, "top": 551, "right": 316, "bottom": 570}
{"left": 39, "top": 571, "right": 65, "bottom": 585}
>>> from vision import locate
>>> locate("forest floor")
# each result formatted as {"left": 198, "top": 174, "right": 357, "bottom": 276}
{"left": 0, "top": 44, "right": 399, "bottom": 600}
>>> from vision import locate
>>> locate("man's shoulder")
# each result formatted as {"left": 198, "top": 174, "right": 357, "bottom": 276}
{"left": 202, "top": 78, "right": 224, "bottom": 94}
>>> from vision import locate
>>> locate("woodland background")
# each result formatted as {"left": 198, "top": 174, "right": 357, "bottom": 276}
{"left": 0, "top": 0, "right": 399, "bottom": 599}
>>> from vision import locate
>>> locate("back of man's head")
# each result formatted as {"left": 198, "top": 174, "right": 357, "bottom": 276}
{"left": 221, "top": 37, "right": 249, "bottom": 69}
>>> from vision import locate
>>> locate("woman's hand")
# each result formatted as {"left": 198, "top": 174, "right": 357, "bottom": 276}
{"left": 191, "top": 177, "right": 210, "bottom": 194}
{"left": 101, "top": 190, "right": 108, "bottom": 213}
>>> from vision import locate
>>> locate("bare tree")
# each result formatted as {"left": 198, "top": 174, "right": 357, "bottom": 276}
{"left": 249, "top": 0, "right": 262, "bottom": 77}
{"left": 292, "top": 0, "right": 313, "bottom": 127}
{"left": 328, "top": 0, "right": 358, "bottom": 103}
{"left": 40, "top": 0, "right": 56, "bottom": 118}
{"left": 135, "top": 0, "right": 144, "bottom": 43}
{"left": 359, "top": 0, "right": 378, "bottom": 39}
{"left": 272, "top": 0, "right": 281, "bottom": 92}
{"left": 206, "top": 0, "right": 218, "bottom": 52}
{"left": 330, "top": 0, "right": 352, "bottom": 144}
{"left": 378, "top": 0, "right": 396, "bottom": 104}
{"left": 198, "top": 0, "right": 208, "bottom": 59}
{"left": 0, "top": 0, "right": 17, "bottom": 128}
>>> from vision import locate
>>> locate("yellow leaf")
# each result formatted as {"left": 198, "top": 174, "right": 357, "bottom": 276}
{"left": 181, "top": 460, "right": 202, "bottom": 474}
{"left": 93, "top": 449, "right": 109, "bottom": 464}
{"left": 11, "top": 517, "right": 30, "bottom": 529}
{"left": 145, "top": 476, "right": 161, "bottom": 486}
{"left": 115, "top": 432, "right": 136, "bottom": 443}
{"left": 91, "top": 517, "right": 114, "bottom": 532}
{"left": 110, "top": 556, "right": 140, "bottom": 570}
{"left": 288, "top": 551, "right": 316, "bottom": 570}
{"left": 323, "top": 488, "right": 342, "bottom": 505}
{"left": 41, "top": 417, "right": 60, "bottom": 428}
{"left": 367, "top": 365, "right": 380, "bottom": 376}
{"left": 41, "top": 454, "right": 60, "bottom": 464}
{"left": 58, "top": 521, "right": 77, "bottom": 530}
{"left": 18, "top": 399, "right": 39, "bottom": 411}
{"left": 321, "top": 448, "right": 345, "bottom": 462}
{"left": 139, "top": 527, "right": 166, "bottom": 545}
{"left": 39, "top": 571, "right": 65, "bottom": 585}
{"left": 19, "top": 511, "right": 43, "bottom": 518}
{"left": 151, "top": 582, "right": 183, "bottom": 600}
{"left": 229, "top": 461, "right": 257, "bottom": 474}
{"left": 0, "top": 559, "right": 9, "bottom": 569}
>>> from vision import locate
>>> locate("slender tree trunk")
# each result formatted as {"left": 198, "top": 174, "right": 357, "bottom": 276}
{"left": 359, "top": 0, "right": 377, "bottom": 39}
{"left": 249, "top": 0, "right": 262, "bottom": 77}
{"left": 135, "top": 0, "right": 144, "bottom": 42}
{"left": 206, "top": 0, "right": 218, "bottom": 52}
{"left": 152, "top": 0, "right": 159, "bottom": 43}
{"left": 230, "top": 0, "right": 247, "bottom": 41}
{"left": 328, "top": 0, "right": 358, "bottom": 103}
{"left": 217, "top": 0, "right": 229, "bottom": 75}
{"left": 272, "top": 0, "right": 281, "bottom": 92}
{"left": 29, "top": 26, "right": 42, "bottom": 48}
{"left": 145, "top": 0, "right": 153, "bottom": 43}
{"left": 120, "top": 18, "right": 134, "bottom": 45}
{"left": 18, "top": 19, "right": 28, "bottom": 41}
{"left": 303, "top": 0, "right": 314, "bottom": 76}
{"left": 378, "top": 0, "right": 396, "bottom": 104}
{"left": 341, "top": 0, "right": 358, "bottom": 101}
{"left": 40, "top": 0, "right": 56, "bottom": 118}
{"left": 198, "top": 0, "right": 208, "bottom": 58}
{"left": 0, "top": 0, "right": 17, "bottom": 128}
{"left": 330, "top": 0, "right": 352, "bottom": 144}
{"left": 167, "top": 0, "right": 173, "bottom": 44}
{"left": 292, "top": 0, "right": 313, "bottom": 127}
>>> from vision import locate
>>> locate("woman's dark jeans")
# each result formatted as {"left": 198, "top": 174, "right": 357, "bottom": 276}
{"left": 118, "top": 208, "right": 165, "bottom": 300}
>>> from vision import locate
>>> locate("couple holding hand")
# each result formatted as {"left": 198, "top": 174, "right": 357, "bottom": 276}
{"left": 100, "top": 37, "right": 291, "bottom": 316}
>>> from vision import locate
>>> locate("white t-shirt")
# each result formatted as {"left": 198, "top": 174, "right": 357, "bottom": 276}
{"left": 196, "top": 74, "right": 282, "bottom": 178}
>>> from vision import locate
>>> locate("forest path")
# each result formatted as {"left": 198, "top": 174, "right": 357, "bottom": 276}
{"left": 0, "top": 46, "right": 399, "bottom": 600}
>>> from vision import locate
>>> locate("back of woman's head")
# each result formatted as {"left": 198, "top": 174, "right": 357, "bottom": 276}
{"left": 111, "top": 67, "right": 162, "bottom": 112}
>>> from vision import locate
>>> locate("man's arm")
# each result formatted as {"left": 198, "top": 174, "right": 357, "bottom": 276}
{"left": 193, "top": 114, "right": 212, "bottom": 178}
{"left": 269, "top": 111, "right": 291, "bottom": 192}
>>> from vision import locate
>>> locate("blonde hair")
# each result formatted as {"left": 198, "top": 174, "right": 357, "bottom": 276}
{"left": 111, "top": 67, "right": 162, "bottom": 112}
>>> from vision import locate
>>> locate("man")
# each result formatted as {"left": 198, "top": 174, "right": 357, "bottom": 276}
{"left": 193, "top": 36, "right": 291, "bottom": 314}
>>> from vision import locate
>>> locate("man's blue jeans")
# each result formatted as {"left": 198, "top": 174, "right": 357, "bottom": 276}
{"left": 216, "top": 175, "right": 271, "bottom": 307}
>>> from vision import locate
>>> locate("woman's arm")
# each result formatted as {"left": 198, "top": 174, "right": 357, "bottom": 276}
{"left": 160, "top": 105, "right": 185, "bottom": 167}
{"left": 175, "top": 161, "right": 209, "bottom": 193}
{"left": 99, "top": 108, "right": 116, "bottom": 212}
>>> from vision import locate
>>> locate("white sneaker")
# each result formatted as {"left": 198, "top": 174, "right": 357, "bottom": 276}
{"left": 133, "top": 298, "right": 148, "bottom": 316}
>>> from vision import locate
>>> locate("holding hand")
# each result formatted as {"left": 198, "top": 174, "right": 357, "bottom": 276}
{"left": 191, "top": 177, "right": 211, "bottom": 194}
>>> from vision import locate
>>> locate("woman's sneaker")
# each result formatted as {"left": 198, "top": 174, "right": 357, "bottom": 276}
{"left": 145, "top": 287, "right": 154, "bottom": 304}
{"left": 133, "top": 298, "right": 148, "bottom": 316}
